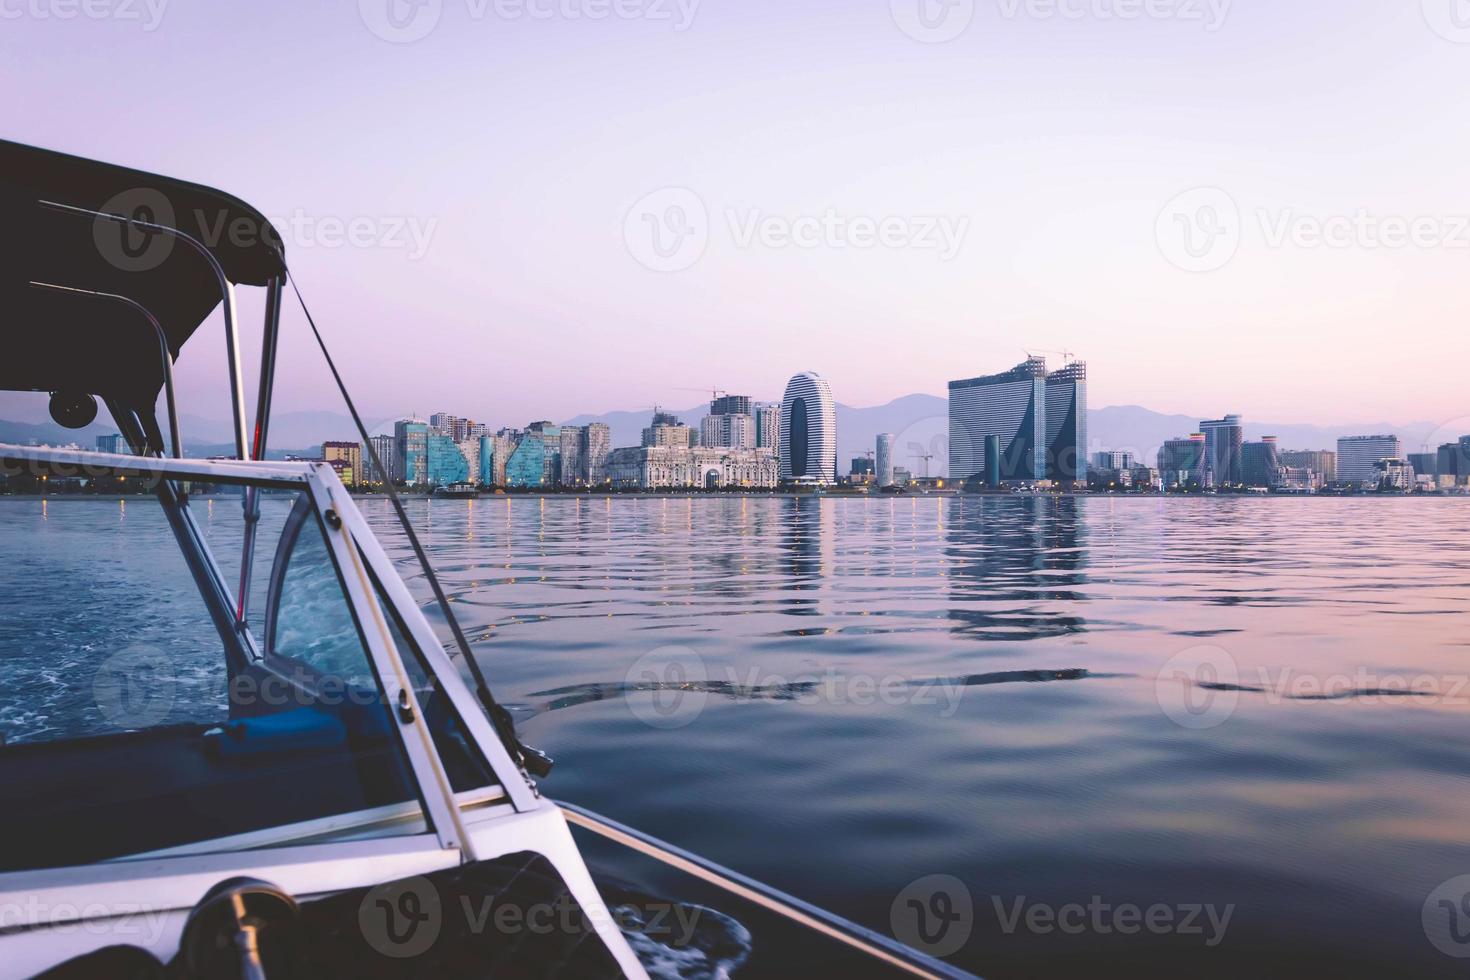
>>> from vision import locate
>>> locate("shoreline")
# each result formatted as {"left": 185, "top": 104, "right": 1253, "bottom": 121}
{"left": 2, "top": 491, "right": 1462, "bottom": 502}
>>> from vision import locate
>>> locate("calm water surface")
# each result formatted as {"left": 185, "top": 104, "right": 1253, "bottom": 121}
{"left": 6, "top": 495, "right": 1470, "bottom": 978}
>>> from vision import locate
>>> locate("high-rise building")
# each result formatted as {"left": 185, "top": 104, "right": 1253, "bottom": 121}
{"left": 1158, "top": 434, "right": 1207, "bottom": 489}
{"left": 948, "top": 358, "right": 1048, "bottom": 483}
{"left": 456, "top": 438, "right": 481, "bottom": 485}
{"left": 700, "top": 412, "right": 755, "bottom": 450}
{"left": 1337, "top": 435, "right": 1402, "bottom": 486}
{"left": 321, "top": 441, "right": 362, "bottom": 486}
{"left": 1044, "top": 362, "right": 1088, "bottom": 485}
{"left": 425, "top": 433, "right": 470, "bottom": 486}
{"left": 1280, "top": 449, "right": 1335, "bottom": 485}
{"left": 1435, "top": 438, "right": 1470, "bottom": 487}
{"left": 429, "top": 413, "right": 477, "bottom": 443}
{"left": 1093, "top": 451, "right": 1134, "bottom": 471}
{"left": 395, "top": 419, "right": 429, "bottom": 486}
{"left": 584, "top": 423, "right": 611, "bottom": 485}
{"left": 558, "top": 426, "right": 585, "bottom": 486}
{"left": 505, "top": 433, "right": 550, "bottom": 488}
{"left": 710, "top": 394, "right": 753, "bottom": 417}
{"left": 95, "top": 433, "right": 129, "bottom": 455}
{"left": 755, "top": 403, "right": 781, "bottom": 450}
{"left": 876, "top": 433, "right": 895, "bottom": 487}
{"left": 642, "top": 410, "right": 696, "bottom": 449}
{"left": 366, "top": 434, "right": 398, "bottom": 484}
{"left": 1199, "top": 415, "right": 1244, "bottom": 487}
{"left": 779, "top": 372, "right": 837, "bottom": 485}
{"left": 1241, "top": 437, "right": 1281, "bottom": 488}
{"left": 489, "top": 430, "right": 519, "bottom": 487}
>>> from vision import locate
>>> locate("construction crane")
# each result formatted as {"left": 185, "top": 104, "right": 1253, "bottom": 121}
{"left": 910, "top": 449, "right": 934, "bottom": 479}
{"left": 1024, "top": 347, "right": 1077, "bottom": 363}
{"left": 672, "top": 386, "right": 727, "bottom": 408}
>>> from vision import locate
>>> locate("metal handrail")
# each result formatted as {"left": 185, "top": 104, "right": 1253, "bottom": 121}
{"left": 557, "top": 801, "right": 979, "bottom": 980}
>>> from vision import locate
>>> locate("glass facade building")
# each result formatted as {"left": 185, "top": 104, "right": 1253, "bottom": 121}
{"left": 395, "top": 420, "right": 428, "bottom": 486}
{"left": 1241, "top": 437, "right": 1281, "bottom": 488}
{"left": 505, "top": 435, "right": 550, "bottom": 488}
{"left": 1199, "top": 415, "right": 1244, "bottom": 487}
{"left": 779, "top": 372, "right": 838, "bottom": 484}
{"left": 1044, "top": 362, "right": 1087, "bottom": 484}
{"left": 425, "top": 433, "right": 469, "bottom": 486}
{"left": 1158, "top": 435, "right": 1207, "bottom": 489}
{"left": 948, "top": 358, "right": 1048, "bottom": 483}
{"left": 1337, "top": 435, "right": 1403, "bottom": 486}
{"left": 876, "top": 433, "right": 895, "bottom": 487}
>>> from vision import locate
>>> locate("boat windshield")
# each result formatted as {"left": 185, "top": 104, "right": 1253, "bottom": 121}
{"left": 0, "top": 465, "right": 494, "bottom": 872}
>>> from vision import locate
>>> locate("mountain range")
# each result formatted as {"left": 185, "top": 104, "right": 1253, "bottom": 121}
{"left": 2, "top": 399, "right": 1451, "bottom": 478}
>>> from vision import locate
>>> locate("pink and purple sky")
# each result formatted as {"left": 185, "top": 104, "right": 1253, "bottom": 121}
{"left": 3, "top": 0, "right": 1468, "bottom": 430}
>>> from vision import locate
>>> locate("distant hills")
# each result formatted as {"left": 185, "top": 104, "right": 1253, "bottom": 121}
{"left": 1, "top": 399, "right": 1448, "bottom": 478}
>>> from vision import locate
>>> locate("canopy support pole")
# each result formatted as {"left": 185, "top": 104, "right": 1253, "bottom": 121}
{"left": 28, "top": 281, "right": 182, "bottom": 459}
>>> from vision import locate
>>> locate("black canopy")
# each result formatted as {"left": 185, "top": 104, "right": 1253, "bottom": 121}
{"left": 0, "top": 138, "right": 284, "bottom": 420}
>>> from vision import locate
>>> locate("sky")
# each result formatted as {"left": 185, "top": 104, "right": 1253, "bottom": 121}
{"left": 3, "top": 0, "right": 1469, "bottom": 432}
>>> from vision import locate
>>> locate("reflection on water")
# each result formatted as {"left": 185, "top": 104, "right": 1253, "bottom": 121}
{"left": 6, "top": 495, "right": 1470, "bottom": 977}
{"left": 368, "top": 494, "right": 1470, "bottom": 979}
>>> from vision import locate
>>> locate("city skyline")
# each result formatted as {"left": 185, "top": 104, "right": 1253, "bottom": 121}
{"left": 3, "top": 3, "right": 1468, "bottom": 428}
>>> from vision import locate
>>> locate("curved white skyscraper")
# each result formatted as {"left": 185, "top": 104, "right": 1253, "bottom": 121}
{"left": 780, "top": 372, "right": 837, "bottom": 484}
